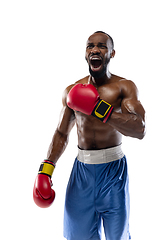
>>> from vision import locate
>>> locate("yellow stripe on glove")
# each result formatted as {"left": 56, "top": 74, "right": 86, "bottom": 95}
{"left": 38, "top": 162, "right": 55, "bottom": 178}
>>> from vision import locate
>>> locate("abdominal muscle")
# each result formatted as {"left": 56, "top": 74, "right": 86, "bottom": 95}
{"left": 75, "top": 112, "right": 122, "bottom": 150}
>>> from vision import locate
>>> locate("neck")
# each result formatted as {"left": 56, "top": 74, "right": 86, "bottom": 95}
{"left": 88, "top": 69, "right": 111, "bottom": 87}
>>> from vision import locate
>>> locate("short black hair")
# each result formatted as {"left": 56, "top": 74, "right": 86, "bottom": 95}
{"left": 94, "top": 31, "right": 114, "bottom": 50}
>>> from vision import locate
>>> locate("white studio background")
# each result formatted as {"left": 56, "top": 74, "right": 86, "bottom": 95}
{"left": 0, "top": 0, "right": 159, "bottom": 239}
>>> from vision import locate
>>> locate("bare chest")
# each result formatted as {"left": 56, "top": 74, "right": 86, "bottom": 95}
{"left": 97, "top": 83, "right": 122, "bottom": 111}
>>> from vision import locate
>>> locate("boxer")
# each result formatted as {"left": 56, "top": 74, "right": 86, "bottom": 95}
{"left": 33, "top": 31, "right": 145, "bottom": 240}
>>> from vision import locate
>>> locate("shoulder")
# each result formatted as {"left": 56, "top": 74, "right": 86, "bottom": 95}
{"left": 111, "top": 75, "right": 137, "bottom": 91}
{"left": 119, "top": 79, "right": 139, "bottom": 99}
{"left": 110, "top": 74, "right": 139, "bottom": 99}
{"left": 62, "top": 76, "right": 89, "bottom": 106}
{"left": 63, "top": 76, "right": 88, "bottom": 97}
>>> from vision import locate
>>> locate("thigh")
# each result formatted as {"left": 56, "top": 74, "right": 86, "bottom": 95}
{"left": 63, "top": 158, "right": 101, "bottom": 240}
{"left": 102, "top": 176, "right": 131, "bottom": 240}
{"left": 64, "top": 206, "right": 101, "bottom": 240}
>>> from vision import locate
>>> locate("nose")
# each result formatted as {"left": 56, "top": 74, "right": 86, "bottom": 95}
{"left": 91, "top": 46, "right": 100, "bottom": 54}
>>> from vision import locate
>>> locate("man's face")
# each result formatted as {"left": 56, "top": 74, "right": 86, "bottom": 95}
{"left": 85, "top": 33, "right": 114, "bottom": 78}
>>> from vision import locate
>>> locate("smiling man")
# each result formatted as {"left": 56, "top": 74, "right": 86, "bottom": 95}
{"left": 33, "top": 31, "right": 146, "bottom": 240}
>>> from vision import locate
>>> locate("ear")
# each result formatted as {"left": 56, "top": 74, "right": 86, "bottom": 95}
{"left": 110, "top": 49, "right": 115, "bottom": 58}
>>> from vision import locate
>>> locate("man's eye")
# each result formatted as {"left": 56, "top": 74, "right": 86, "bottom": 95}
{"left": 100, "top": 46, "right": 107, "bottom": 49}
{"left": 87, "top": 45, "right": 93, "bottom": 49}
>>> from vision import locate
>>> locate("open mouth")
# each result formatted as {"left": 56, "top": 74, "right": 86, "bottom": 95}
{"left": 90, "top": 56, "right": 103, "bottom": 71}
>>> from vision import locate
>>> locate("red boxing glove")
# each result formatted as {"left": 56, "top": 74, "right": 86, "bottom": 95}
{"left": 33, "top": 160, "right": 56, "bottom": 208}
{"left": 67, "top": 84, "right": 113, "bottom": 123}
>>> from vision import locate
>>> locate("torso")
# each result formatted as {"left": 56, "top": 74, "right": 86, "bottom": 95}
{"left": 67, "top": 74, "right": 129, "bottom": 150}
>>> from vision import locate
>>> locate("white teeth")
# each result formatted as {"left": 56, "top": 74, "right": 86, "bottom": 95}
{"left": 90, "top": 57, "right": 102, "bottom": 61}
{"left": 91, "top": 57, "right": 100, "bottom": 60}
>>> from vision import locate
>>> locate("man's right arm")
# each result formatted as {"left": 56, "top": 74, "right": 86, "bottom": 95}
{"left": 47, "top": 85, "right": 76, "bottom": 164}
{"left": 33, "top": 85, "right": 75, "bottom": 208}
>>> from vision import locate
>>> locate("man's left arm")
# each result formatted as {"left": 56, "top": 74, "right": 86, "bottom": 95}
{"left": 108, "top": 80, "right": 146, "bottom": 139}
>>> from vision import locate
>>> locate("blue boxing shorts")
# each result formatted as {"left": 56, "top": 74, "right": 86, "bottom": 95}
{"left": 63, "top": 145, "right": 131, "bottom": 240}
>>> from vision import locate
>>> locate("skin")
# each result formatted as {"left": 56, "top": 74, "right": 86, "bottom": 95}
{"left": 47, "top": 32, "right": 146, "bottom": 163}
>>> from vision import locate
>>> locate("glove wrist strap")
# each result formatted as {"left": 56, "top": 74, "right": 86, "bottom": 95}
{"left": 38, "top": 160, "right": 55, "bottom": 178}
{"left": 91, "top": 99, "right": 113, "bottom": 123}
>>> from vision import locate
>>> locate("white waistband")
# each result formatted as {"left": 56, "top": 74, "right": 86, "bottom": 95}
{"left": 77, "top": 145, "right": 124, "bottom": 164}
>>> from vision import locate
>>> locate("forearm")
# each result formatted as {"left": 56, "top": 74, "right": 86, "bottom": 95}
{"left": 108, "top": 112, "right": 145, "bottom": 139}
{"left": 47, "top": 129, "right": 69, "bottom": 164}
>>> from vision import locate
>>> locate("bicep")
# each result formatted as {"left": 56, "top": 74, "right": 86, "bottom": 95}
{"left": 57, "top": 105, "right": 75, "bottom": 135}
{"left": 57, "top": 86, "right": 76, "bottom": 135}
{"left": 121, "top": 80, "right": 145, "bottom": 121}
{"left": 121, "top": 98, "right": 145, "bottom": 121}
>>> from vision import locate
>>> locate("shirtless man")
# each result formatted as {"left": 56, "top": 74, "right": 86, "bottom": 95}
{"left": 33, "top": 31, "right": 146, "bottom": 240}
